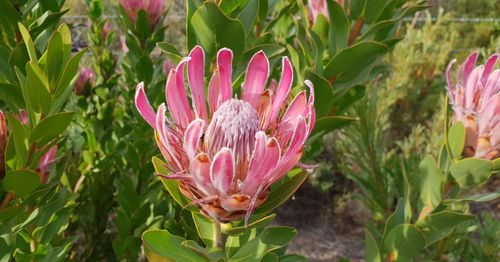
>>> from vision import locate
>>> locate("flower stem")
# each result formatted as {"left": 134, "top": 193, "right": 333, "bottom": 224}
{"left": 214, "top": 221, "right": 224, "bottom": 248}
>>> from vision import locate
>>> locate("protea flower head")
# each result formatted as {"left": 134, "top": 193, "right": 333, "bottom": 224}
{"left": 446, "top": 52, "right": 499, "bottom": 160}
{"left": 135, "top": 46, "right": 315, "bottom": 223}
{"left": 120, "top": 0, "right": 165, "bottom": 29}
{"left": 74, "top": 68, "right": 96, "bottom": 96}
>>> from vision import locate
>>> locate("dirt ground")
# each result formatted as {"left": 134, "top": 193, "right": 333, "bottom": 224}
{"left": 275, "top": 177, "right": 369, "bottom": 261}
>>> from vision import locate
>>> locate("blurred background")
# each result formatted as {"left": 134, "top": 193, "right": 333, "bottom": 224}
{"left": 61, "top": 0, "right": 499, "bottom": 261}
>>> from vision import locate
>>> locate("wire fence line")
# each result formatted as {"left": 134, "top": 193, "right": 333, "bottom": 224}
{"left": 62, "top": 15, "right": 500, "bottom": 23}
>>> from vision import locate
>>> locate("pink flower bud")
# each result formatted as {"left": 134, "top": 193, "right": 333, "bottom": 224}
{"left": 74, "top": 68, "right": 96, "bottom": 96}
{"left": 162, "top": 59, "right": 174, "bottom": 76}
{"left": 120, "top": 0, "right": 165, "bottom": 29}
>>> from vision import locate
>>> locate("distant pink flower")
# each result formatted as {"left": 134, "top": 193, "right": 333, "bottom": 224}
{"left": 162, "top": 59, "right": 174, "bottom": 76}
{"left": 120, "top": 0, "right": 165, "bottom": 29}
{"left": 37, "top": 146, "right": 58, "bottom": 184}
{"left": 135, "top": 46, "right": 315, "bottom": 223}
{"left": 0, "top": 111, "right": 6, "bottom": 179}
{"left": 446, "top": 52, "right": 500, "bottom": 159}
{"left": 308, "top": 0, "right": 350, "bottom": 24}
{"left": 119, "top": 35, "right": 129, "bottom": 54}
{"left": 101, "top": 20, "right": 111, "bottom": 42}
{"left": 74, "top": 68, "right": 96, "bottom": 96}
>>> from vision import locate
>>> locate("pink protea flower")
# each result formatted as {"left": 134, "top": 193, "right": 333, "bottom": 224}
{"left": 120, "top": 0, "right": 165, "bottom": 29}
{"left": 446, "top": 52, "right": 500, "bottom": 160}
{"left": 135, "top": 46, "right": 315, "bottom": 223}
{"left": 74, "top": 68, "right": 96, "bottom": 96}
{"left": 37, "top": 146, "right": 58, "bottom": 184}
{"left": 0, "top": 111, "right": 6, "bottom": 179}
{"left": 308, "top": 0, "right": 348, "bottom": 23}
{"left": 162, "top": 59, "right": 174, "bottom": 76}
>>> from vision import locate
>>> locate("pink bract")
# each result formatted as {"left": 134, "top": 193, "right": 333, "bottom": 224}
{"left": 446, "top": 52, "right": 500, "bottom": 159}
{"left": 135, "top": 46, "right": 315, "bottom": 223}
{"left": 120, "top": 0, "right": 165, "bottom": 29}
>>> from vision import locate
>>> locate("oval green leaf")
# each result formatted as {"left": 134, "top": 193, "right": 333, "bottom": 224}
{"left": 3, "top": 170, "right": 41, "bottom": 197}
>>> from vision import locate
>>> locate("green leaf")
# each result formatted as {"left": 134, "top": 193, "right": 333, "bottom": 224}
{"left": 383, "top": 199, "right": 406, "bottom": 236}
{"left": 450, "top": 158, "right": 493, "bottom": 188}
{"left": 46, "top": 31, "right": 64, "bottom": 92}
{"left": 223, "top": 213, "right": 276, "bottom": 235}
{"left": 365, "top": 229, "right": 381, "bottom": 262}
{"left": 136, "top": 55, "right": 154, "bottom": 84}
{"left": 327, "top": 0, "right": 349, "bottom": 54}
{"left": 324, "top": 42, "right": 388, "bottom": 82}
{"left": 383, "top": 224, "right": 425, "bottom": 262}
{"left": 364, "top": 0, "right": 385, "bottom": 24}
{"left": 228, "top": 226, "right": 296, "bottom": 262}
{"left": 54, "top": 48, "right": 86, "bottom": 96}
{"left": 191, "top": 2, "right": 245, "bottom": 62}
{"left": 29, "top": 112, "right": 74, "bottom": 145}
{"left": 331, "top": 85, "right": 366, "bottom": 114}
{"left": 254, "top": 171, "right": 308, "bottom": 216}
{"left": 312, "top": 115, "right": 358, "bottom": 135}
{"left": 192, "top": 212, "right": 217, "bottom": 247}
{"left": 6, "top": 114, "right": 29, "bottom": 167}
{"left": 238, "top": 0, "right": 259, "bottom": 35}
{"left": 135, "top": 9, "right": 151, "bottom": 40}
{"left": 157, "top": 42, "right": 183, "bottom": 64}
{"left": 142, "top": 230, "right": 209, "bottom": 262}
{"left": 417, "top": 155, "right": 443, "bottom": 214}
{"left": 0, "top": 83, "right": 25, "bottom": 109}
{"left": 415, "top": 211, "right": 474, "bottom": 246}
{"left": 261, "top": 252, "right": 278, "bottom": 262}
{"left": 26, "top": 61, "right": 51, "bottom": 114}
{"left": 18, "top": 23, "right": 38, "bottom": 63}
{"left": 447, "top": 122, "right": 465, "bottom": 160}
{"left": 3, "top": 170, "right": 41, "bottom": 197}
{"left": 152, "top": 156, "right": 192, "bottom": 208}
{"left": 444, "top": 192, "right": 500, "bottom": 203}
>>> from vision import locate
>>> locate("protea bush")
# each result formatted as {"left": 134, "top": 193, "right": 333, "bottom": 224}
{"left": 136, "top": 46, "right": 315, "bottom": 223}
{"left": 446, "top": 52, "right": 499, "bottom": 159}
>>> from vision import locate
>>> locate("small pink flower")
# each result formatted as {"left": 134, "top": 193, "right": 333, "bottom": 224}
{"left": 119, "top": 35, "right": 129, "bottom": 54}
{"left": 74, "top": 68, "right": 96, "bottom": 96}
{"left": 162, "top": 59, "right": 174, "bottom": 76}
{"left": 0, "top": 111, "right": 7, "bottom": 179}
{"left": 120, "top": 0, "right": 165, "bottom": 29}
{"left": 446, "top": 52, "right": 500, "bottom": 159}
{"left": 37, "top": 146, "right": 58, "bottom": 184}
{"left": 135, "top": 46, "right": 315, "bottom": 223}
{"left": 101, "top": 20, "right": 111, "bottom": 42}
{"left": 308, "top": 0, "right": 348, "bottom": 23}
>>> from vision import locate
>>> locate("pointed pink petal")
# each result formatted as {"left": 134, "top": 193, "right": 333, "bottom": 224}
{"left": 183, "top": 119, "right": 205, "bottom": 160}
{"left": 189, "top": 153, "right": 216, "bottom": 196}
{"left": 188, "top": 46, "right": 208, "bottom": 121}
{"left": 464, "top": 66, "right": 482, "bottom": 110}
{"left": 270, "top": 57, "right": 293, "bottom": 125}
{"left": 210, "top": 147, "right": 235, "bottom": 196}
{"left": 446, "top": 59, "right": 457, "bottom": 99}
{"left": 242, "top": 51, "right": 269, "bottom": 108}
{"left": 461, "top": 52, "right": 478, "bottom": 85}
{"left": 135, "top": 82, "right": 156, "bottom": 128}
{"left": 257, "top": 90, "right": 273, "bottom": 129}
{"left": 270, "top": 116, "right": 307, "bottom": 184}
{"left": 165, "top": 58, "right": 193, "bottom": 129}
{"left": 241, "top": 132, "right": 280, "bottom": 196}
{"left": 156, "top": 103, "right": 183, "bottom": 171}
{"left": 481, "top": 53, "right": 499, "bottom": 86}
{"left": 217, "top": 48, "right": 233, "bottom": 102}
{"left": 282, "top": 91, "right": 308, "bottom": 122}
{"left": 482, "top": 70, "right": 500, "bottom": 103}
{"left": 208, "top": 70, "right": 221, "bottom": 115}
{"left": 305, "top": 80, "right": 316, "bottom": 134}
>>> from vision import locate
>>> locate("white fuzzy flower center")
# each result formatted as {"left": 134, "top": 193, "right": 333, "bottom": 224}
{"left": 206, "top": 99, "right": 260, "bottom": 163}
